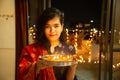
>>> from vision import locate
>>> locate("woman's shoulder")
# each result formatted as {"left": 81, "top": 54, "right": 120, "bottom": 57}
{"left": 24, "top": 44, "right": 36, "bottom": 49}
{"left": 24, "top": 44, "right": 46, "bottom": 50}
{"left": 22, "top": 44, "right": 47, "bottom": 55}
{"left": 60, "top": 42, "right": 76, "bottom": 54}
{"left": 61, "top": 42, "right": 75, "bottom": 48}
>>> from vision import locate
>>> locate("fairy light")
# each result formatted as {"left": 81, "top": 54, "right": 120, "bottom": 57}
{"left": 113, "top": 65, "right": 116, "bottom": 68}
{"left": 66, "top": 28, "right": 69, "bottom": 43}
{"left": 74, "top": 31, "right": 78, "bottom": 52}
{"left": 88, "top": 57, "right": 91, "bottom": 63}
{"left": 29, "top": 25, "right": 37, "bottom": 39}
{"left": 112, "top": 62, "right": 120, "bottom": 69}
{"left": 64, "top": 28, "right": 118, "bottom": 65}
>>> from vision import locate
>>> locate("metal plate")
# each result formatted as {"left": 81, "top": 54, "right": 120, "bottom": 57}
{"left": 43, "top": 59, "right": 76, "bottom": 66}
{"left": 39, "top": 54, "right": 76, "bottom": 66}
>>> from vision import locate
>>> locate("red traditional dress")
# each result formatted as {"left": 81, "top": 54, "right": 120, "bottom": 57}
{"left": 17, "top": 44, "right": 56, "bottom": 80}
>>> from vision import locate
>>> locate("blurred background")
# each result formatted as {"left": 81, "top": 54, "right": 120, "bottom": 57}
{"left": 0, "top": 0, "right": 120, "bottom": 80}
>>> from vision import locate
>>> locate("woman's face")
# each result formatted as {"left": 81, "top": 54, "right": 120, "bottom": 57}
{"left": 44, "top": 17, "right": 63, "bottom": 42}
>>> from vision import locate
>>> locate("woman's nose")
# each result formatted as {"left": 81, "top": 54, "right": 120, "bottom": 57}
{"left": 50, "top": 27, "right": 55, "bottom": 32}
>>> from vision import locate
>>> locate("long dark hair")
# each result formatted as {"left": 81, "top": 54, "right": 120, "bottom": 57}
{"left": 35, "top": 8, "right": 66, "bottom": 50}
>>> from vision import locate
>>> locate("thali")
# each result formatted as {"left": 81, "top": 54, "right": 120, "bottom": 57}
{"left": 39, "top": 54, "right": 76, "bottom": 66}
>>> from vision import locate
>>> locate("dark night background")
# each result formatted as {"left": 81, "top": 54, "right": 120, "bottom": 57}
{"left": 51, "top": 0, "right": 102, "bottom": 26}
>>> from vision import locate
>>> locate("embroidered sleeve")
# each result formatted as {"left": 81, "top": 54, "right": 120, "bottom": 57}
{"left": 17, "top": 46, "right": 36, "bottom": 80}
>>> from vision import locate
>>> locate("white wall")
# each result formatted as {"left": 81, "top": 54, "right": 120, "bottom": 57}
{"left": 0, "top": 0, "right": 15, "bottom": 80}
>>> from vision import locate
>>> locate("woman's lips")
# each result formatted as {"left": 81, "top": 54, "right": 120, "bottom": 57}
{"left": 49, "top": 34, "right": 56, "bottom": 36}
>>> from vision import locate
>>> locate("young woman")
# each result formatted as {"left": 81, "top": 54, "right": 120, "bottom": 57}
{"left": 17, "top": 8, "right": 77, "bottom": 80}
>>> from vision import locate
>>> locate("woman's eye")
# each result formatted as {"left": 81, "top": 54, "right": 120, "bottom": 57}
{"left": 45, "top": 25, "right": 50, "bottom": 28}
{"left": 54, "top": 25, "right": 59, "bottom": 28}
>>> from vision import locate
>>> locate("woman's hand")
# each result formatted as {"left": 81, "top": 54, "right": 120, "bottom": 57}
{"left": 66, "top": 63, "right": 78, "bottom": 80}
{"left": 36, "top": 58, "right": 49, "bottom": 75}
{"left": 36, "top": 60, "right": 47, "bottom": 69}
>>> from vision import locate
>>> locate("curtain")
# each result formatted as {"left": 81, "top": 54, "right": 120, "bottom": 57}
{"left": 15, "top": 0, "right": 28, "bottom": 79}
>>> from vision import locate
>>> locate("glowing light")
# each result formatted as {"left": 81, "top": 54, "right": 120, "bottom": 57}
{"left": 90, "top": 20, "right": 94, "bottom": 23}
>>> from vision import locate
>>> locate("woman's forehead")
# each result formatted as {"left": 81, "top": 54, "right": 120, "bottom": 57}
{"left": 46, "top": 17, "right": 61, "bottom": 24}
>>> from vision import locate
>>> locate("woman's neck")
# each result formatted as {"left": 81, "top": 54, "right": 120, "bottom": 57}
{"left": 50, "top": 40, "right": 60, "bottom": 53}
{"left": 50, "top": 40, "right": 60, "bottom": 47}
